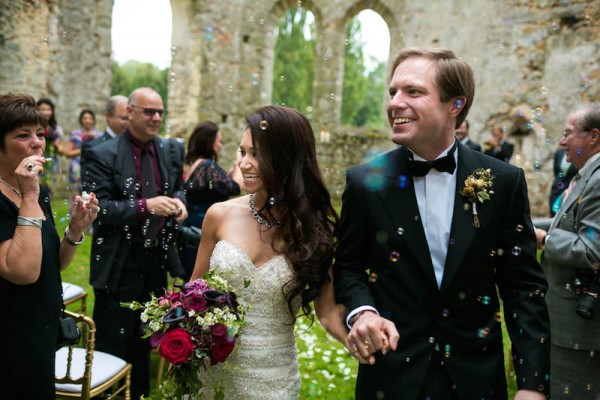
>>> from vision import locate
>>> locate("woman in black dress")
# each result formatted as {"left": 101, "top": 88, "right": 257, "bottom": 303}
{"left": 179, "top": 121, "right": 242, "bottom": 279}
{"left": 0, "top": 93, "right": 98, "bottom": 399}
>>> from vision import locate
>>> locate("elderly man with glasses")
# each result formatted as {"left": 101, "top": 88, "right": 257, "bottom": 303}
{"left": 535, "top": 103, "right": 600, "bottom": 400}
{"left": 82, "top": 87, "right": 187, "bottom": 399}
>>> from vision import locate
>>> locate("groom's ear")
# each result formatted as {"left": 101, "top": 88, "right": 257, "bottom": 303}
{"left": 450, "top": 96, "right": 466, "bottom": 116}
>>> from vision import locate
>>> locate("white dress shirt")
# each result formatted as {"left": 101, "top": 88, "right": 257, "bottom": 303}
{"left": 411, "top": 142, "right": 457, "bottom": 288}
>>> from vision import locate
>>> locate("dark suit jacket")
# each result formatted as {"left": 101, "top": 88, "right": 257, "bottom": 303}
{"left": 484, "top": 140, "right": 514, "bottom": 163}
{"left": 464, "top": 138, "right": 482, "bottom": 152}
{"left": 82, "top": 131, "right": 186, "bottom": 291}
{"left": 333, "top": 143, "right": 550, "bottom": 399}
{"left": 80, "top": 131, "right": 115, "bottom": 187}
{"left": 549, "top": 148, "right": 578, "bottom": 216}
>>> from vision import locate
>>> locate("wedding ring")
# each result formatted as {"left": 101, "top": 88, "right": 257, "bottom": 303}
{"left": 364, "top": 340, "right": 370, "bottom": 349}
{"left": 26, "top": 163, "right": 34, "bottom": 171}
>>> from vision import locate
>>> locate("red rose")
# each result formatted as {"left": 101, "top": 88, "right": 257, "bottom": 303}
{"left": 209, "top": 324, "right": 235, "bottom": 365}
{"left": 157, "top": 327, "right": 195, "bottom": 365}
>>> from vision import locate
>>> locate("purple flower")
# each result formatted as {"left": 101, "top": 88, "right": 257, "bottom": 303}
{"left": 150, "top": 331, "right": 164, "bottom": 348}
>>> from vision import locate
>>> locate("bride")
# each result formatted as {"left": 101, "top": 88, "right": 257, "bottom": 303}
{"left": 190, "top": 105, "right": 350, "bottom": 399}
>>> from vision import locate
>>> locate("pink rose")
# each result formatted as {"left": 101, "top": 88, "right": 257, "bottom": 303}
{"left": 157, "top": 327, "right": 195, "bottom": 364}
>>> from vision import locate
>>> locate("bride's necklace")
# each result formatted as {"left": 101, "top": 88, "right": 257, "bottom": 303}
{"left": 0, "top": 176, "right": 22, "bottom": 198}
{"left": 249, "top": 194, "right": 280, "bottom": 229}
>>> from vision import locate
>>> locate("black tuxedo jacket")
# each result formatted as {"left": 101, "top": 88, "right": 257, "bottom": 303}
{"left": 82, "top": 131, "right": 186, "bottom": 291}
{"left": 549, "top": 148, "right": 578, "bottom": 216}
{"left": 333, "top": 143, "right": 550, "bottom": 399}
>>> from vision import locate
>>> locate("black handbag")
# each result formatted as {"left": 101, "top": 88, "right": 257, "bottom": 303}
{"left": 56, "top": 311, "right": 80, "bottom": 349}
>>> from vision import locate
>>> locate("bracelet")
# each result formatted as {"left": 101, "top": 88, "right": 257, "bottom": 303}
{"left": 17, "top": 216, "right": 43, "bottom": 228}
{"left": 64, "top": 227, "right": 84, "bottom": 246}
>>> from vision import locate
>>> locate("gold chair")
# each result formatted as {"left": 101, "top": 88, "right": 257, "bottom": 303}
{"left": 55, "top": 310, "right": 132, "bottom": 400}
{"left": 62, "top": 282, "right": 88, "bottom": 314}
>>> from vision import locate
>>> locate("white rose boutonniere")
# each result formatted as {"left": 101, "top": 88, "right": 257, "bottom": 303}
{"left": 459, "top": 168, "right": 495, "bottom": 228}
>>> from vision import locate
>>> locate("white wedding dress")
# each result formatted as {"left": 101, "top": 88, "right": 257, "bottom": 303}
{"left": 199, "top": 240, "right": 301, "bottom": 399}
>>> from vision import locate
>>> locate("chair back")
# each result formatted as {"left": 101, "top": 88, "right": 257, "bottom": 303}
{"left": 55, "top": 310, "right": 94, "bottom": 398}
{"left": 55, "top": 310, "right": 131, "bottom": 399}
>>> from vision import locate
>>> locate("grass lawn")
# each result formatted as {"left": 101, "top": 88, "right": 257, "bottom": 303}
{"left": 53, "top": 197, "right": 516, "bottom": 399}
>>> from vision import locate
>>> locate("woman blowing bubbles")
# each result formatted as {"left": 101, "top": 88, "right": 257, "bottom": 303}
{"left": 191, "top": 105, "right": 352, "bottom": 399}
{"left": 0, "top": 93, "right": 98, "bottom": 399}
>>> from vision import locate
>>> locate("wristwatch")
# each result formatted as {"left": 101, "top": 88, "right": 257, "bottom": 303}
{"left": 64, "top": 227, "right": 84, "bottom": 246}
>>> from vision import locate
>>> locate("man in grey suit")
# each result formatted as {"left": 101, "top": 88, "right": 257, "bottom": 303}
{"left": 535, "top": 103, "right": 600, "bottom": 399}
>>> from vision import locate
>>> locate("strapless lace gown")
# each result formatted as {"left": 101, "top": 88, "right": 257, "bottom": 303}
{"left": 199, "top": 240, "right": 301, "bottom": 399}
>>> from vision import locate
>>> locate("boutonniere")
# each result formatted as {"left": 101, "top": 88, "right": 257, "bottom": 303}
{"left": 460, "top": 168, "right": 495, "bottom": 228}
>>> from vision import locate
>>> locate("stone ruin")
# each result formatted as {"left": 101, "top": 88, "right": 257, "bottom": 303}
{"left": 1, "top": 0, "right": 599, "bottom": 215}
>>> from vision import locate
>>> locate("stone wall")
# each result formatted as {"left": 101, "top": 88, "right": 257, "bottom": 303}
{"left": 1, "top": 0, "right": 598, "bottom": 216}
{"left": 0, "top": 0, "right": 113, "bottom": 133}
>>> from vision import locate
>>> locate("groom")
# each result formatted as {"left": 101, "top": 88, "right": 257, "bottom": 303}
{"left": 333, "top": 47, "right": 550, "bottom": 400}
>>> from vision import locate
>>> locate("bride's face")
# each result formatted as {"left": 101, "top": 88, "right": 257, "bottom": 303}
{"left": 237, "top": 129, "right": 264, "bottom": 194}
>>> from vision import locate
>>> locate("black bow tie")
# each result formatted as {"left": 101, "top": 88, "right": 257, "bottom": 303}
{"left": 407, "top": 142, "right": 457, "bottom": 177}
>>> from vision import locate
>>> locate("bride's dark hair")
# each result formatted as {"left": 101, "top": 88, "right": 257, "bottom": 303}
{"left": 245, "top": 105, "right": 339, "bottom": 322}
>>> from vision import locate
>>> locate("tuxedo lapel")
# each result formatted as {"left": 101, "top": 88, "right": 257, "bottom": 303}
{"left": 441, "top": 145, "right": 480, "bottom": 292}
{"left": 378, "top": 147, "right": 438, "bottom": 288}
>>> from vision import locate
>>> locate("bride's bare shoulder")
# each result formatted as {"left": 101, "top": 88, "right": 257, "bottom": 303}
{"left": 205, "top": 195, "right": 249, "bottom": 220}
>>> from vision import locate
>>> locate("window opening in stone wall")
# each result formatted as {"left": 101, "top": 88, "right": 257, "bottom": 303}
{"left": 271, "top": 6, "right": 316, "bottom": 120}
{"left": 342, "top": 9, "right": 390, "bottom": 129}
{"left": 110, "top": 0, "right": 172, "bottom": 135}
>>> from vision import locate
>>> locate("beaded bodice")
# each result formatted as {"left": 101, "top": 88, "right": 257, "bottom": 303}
{"left": 201, "top": 240, "right": 301, "bottom": 399}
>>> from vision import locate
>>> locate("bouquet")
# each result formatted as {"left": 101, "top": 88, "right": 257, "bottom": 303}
{"left": 124, "top": 271, "right": 247, "bottom": 399}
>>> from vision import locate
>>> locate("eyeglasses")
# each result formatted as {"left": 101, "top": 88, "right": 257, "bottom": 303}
{"left": 130, "top": 105, "right": 167, "bottom": 117}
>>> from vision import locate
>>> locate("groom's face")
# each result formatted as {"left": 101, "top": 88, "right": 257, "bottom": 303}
{"left": 387, "top": 57, "right": 455, "bottom": 156}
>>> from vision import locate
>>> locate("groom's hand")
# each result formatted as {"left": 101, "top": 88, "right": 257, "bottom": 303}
{"left": 348, "top": 311, "right": 399, "bottom": 365}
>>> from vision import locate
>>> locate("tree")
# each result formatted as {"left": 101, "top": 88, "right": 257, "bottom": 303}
{"left": 271, "top": 7, "right": 316, "bottom": 114}
{"left": 110, "top": 61, "right": 168, "bottom": 110}
{"left": 342, "top": 19, "right": 386, "bottom": 129}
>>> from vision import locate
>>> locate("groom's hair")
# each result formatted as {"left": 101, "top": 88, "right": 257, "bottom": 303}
{"left": 390, "top": 47, "right": 475, "bottom": 129}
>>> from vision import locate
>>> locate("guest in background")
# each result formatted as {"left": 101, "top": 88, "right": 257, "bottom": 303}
{"left": 36, "top": 98, "right": 64, "bottom": 194}
{"left": 0, "top": 92, "right": 98, "bottom": 400}
{"left": 535, "top": 103, "right": 600, "bottom": 399}
{"left": 549, "top": 147, "right": 578, "bottom": 217}
{"left": 178, "top": 121, "right": 242, "bottom": 280}
{"left": 454, "top": 119, "right": 481, "bottom": 151}
{"left": 83, "top": 87, "right": 187, "bottom": 398}
{"left": 63, "top": 109, "right": 101, "bottom": 198}
{"left": 484, "top": 125, "right": 514, "bottom": 162}
{"left": 80, "top": 95, "right": 129, "bottom": 185}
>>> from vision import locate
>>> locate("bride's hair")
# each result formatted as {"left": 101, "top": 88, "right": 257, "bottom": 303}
{"left": 245, "top": 105, "right": 339, "bottom": 322}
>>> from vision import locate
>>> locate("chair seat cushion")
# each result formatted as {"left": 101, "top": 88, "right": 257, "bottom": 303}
{"left": 61, "top": 282, "right": 85, "bottom": 302}
{"left": 55, "top": 347, "right": 128, "bottom": 392}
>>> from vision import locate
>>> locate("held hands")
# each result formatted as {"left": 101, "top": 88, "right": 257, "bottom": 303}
{"left": 514, "top": 389, "right": 547, "bottom": 400}
{"left": 534, "top": 228, "right": 547, "bottom": 249}
{"left": 146, "top": 196, "right": 188, "bottom": 222}
{"left": 69, "top": 192, "right": 99, "bottom": 235}
{"left": 347, "top": 311, "right": 399, "bottom": 365}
